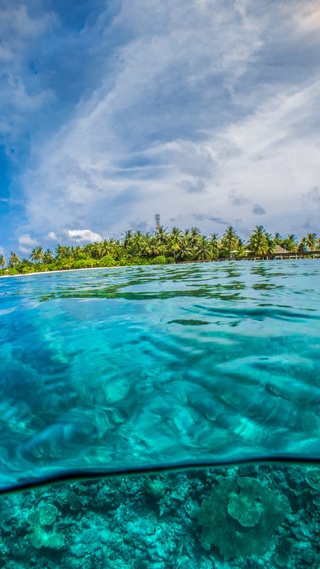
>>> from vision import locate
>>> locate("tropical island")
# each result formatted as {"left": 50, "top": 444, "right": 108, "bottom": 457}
{"left": 1, "top": 225, "right": 319, "bottom": 276}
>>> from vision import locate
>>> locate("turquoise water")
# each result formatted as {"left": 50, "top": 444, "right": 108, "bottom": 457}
{"left": 1, "top": 260, "right": 320, "bottom": 566}
{"left": 1, "top": 260, "right": 320, "bottom": 491}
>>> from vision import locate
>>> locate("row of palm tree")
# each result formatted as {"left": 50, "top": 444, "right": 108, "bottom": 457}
{"left": 1, "top": 226, "right": 320, "bottom": 275}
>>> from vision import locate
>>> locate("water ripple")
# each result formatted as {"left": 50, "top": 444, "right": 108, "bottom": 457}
{"left": 0, "top": 260, "right": 320, "bottom": 490}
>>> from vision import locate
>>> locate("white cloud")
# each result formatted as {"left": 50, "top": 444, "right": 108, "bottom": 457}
{"left": 0, "top": 4, "right": 56, "bottom": 140}
{"left": 18, "top": 234, "right": 38, "bottom": 247}
{"left": 47, "top": 231, "right": 58, "bottom": 241}
{"left": 67, "top": 229, "right": 103, "bottom": 243}
{"left": 294, "top": 4, "right": 320, "bottom": 34}
{"left": 204, "top": 81, "right": 320, "bottom": 230}
{"left": 17, "top": 233, "right": 38, "bottom": 254}
{"left": 9, "top": 0, "right": 320, "bottom": 242}
{"left": 19, "top": 0, "right": 263, "bottom": 235}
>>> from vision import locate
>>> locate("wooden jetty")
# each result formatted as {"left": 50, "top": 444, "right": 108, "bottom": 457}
{"left": 219, "top": 250, "right": 320, "bottom": 262}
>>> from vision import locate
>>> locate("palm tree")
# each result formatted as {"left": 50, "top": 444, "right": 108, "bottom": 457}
{"left": 138, "top": 232, "right": 154, "bottom": 258}
{"left": 70, "top": 246, "right": 83, "bottom": 260}
{"left": 297, "top": 237, "right": 308, "bottom": 253}
{"left": 186, "top": 227, "right": 202, "bottom": 258}
{"left": 43, "top": 249, "right": 54, "bottom": 264}
{"left": 55, "top": 244, "right": 71, "bottom": 259}
{"left": 194, "top": 236, "right": 212, "bottom": 261}
{"left": 30, "top": 246, "right": 44, "bottom": 263}
{"left": 104, "top": 238, "right": 122, "bottom": 261}
{"left": 8, "top": 252, "right": 20, "bottom": 268}
{"left": 129, "top": 230, "right": 145, "bottom": 257}
{"left": 189, "top": 227, "right": 201, "bottom": 246}
{"left": 305, "top": 233, "right": 317, "bottom": 251}
{"left": 248, "top": 226, "right": 269, "bottom": 255}
{"left": 122, "top": 230, "right": 134, "bottom": 251}
{"left": 183, "top": 228, "right": 191, "bottom": 239}
{"left": 176, "top": 239, "right": 193, "bottom": 262}
{"left": 273, "top": 232, "right": 282, "bottom": 245}
{"left": 155, "top": 225, "right": 169, "bottom": 246}
{"left": 220, "top": 226, "right": 241, "bottom": 258}
{"left": 0, "top": 255, "right": 6, "bottom": 275}
{"left": 90, "top": 242, "right": 109, "bottom": 260}
{"left": 281, "top": 234, "right": 297, "bottom": 252}
{"left": 209, "top": 233, "right": 220, "bottom": 260}
{"left": 168, "top": 227, "right": 183, "bottom": 262}
{"left": 266, "top": 233, "right": 275, "bottom": 254}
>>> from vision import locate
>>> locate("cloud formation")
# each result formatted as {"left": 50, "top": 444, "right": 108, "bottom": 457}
{"left": 18, "top": 233, "right": 38, "bottom": 254}
{"left": 67, "top": 229, "right": 103, "bottom": 243}
{"left": 229, "top": 192, "right": 250, "bottom": 207}
{"left": 47, "top": 231, "right": 58, "bottom": 241}
{"left": 252, "top": 204, "right": 266, "bottom": 215}
{"left": 180, "top": 180, "right": 206, "bottom": 194}
{"left": 1, "top": 0, "right": 320, "bottom": 254}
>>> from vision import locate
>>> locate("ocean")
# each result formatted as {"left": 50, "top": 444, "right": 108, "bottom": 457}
{"left": 1, "top": 260, "right": 320, "bottom": 567}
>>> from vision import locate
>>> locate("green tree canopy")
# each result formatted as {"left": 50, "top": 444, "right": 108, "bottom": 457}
{"left": 55, "top": 244, "right": 71, "bottom": 259}
{"left": 43, "top": 249, "right": 54, "bottom": 264}
{"left": 30, "top": 246, "right": 44, "bottom": 263}
{"left": 281, "top": 234, "right": 297, "bottom": 252}
{"left": 220, "top": 226, "right": 241, "bottom": 257}
{"left": 248, "top": 226, "right": 269, "bottom": 255}
{"left": 8, "top": 252, "right": 20, "bottom": 268}
{"left": 194, "top": 236, "right": 212, "bottom": 261}
{"left": 306, "top": 233, "right": 317, "bottom": 251}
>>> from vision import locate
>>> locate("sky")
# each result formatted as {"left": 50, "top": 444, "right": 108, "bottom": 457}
{"left": 0, "top": 0, "right": 320, "bottom": 257}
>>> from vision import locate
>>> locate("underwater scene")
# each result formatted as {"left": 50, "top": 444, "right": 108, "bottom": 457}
{"left": 1, "top": 260, "right": 320, "bottom": 567}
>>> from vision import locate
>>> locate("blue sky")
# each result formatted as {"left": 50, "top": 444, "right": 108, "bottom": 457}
{"left": 0, "top": 0, "right": 320, "bottom": 257}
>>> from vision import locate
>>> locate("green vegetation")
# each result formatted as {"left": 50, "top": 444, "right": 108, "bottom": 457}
{"left": 1, "top": 225, "right": 320, "bottom": 276}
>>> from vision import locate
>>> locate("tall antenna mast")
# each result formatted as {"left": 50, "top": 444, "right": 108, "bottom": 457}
{"left": 155, "top": 213, "right": 160, "bottom": 230}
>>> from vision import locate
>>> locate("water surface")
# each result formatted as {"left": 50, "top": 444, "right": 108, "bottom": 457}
{"left": 1, "top": 260, "right": 320, "bottom": 491}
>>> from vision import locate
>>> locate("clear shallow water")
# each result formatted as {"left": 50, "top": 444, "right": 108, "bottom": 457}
{"left": 1, "top": 260, "right": 320, "bottom": 491}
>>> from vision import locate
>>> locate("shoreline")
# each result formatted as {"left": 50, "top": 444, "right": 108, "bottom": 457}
{"left": 1, "top": 253, "right": 320, "bottom": 279}
{"left": 0, "top": 265, "right": 121, "bottom": 278}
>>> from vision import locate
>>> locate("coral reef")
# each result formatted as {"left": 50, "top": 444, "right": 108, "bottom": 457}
{"left": 197, "top": 476, "right": 291, "bottom": 557}
{"left": 0, "top": 465, "right": 319, "bottom": 568}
